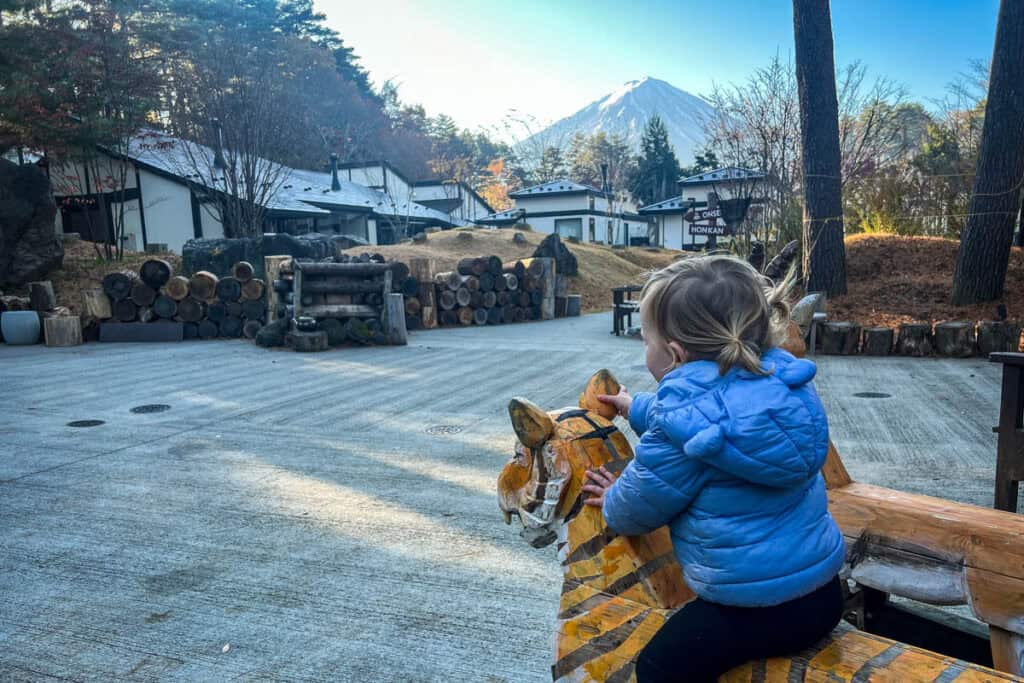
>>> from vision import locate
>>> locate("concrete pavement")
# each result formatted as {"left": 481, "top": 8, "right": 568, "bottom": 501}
{"left": 0, "top": 312, "right": 1004, "bottom": 681}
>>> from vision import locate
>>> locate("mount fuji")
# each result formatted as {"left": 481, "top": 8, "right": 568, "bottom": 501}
{"left": 524, "top": 76, "right": 716, "bottom": 166}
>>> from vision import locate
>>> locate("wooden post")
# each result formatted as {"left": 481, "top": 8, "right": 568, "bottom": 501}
{"left": 292, "top": 262, "right": 304, "bottom": 319}
{"left": 264, "top": 255, "right": 292, "bottom": 324}
{"left": 990, "top": 353, "right": 1024, "bottom": 512}
{"left": 43, "top": 315, "right": 82, "bottom": 347}
{"left": 28, "top": 281, "right": 56, "bottom": 311}
{"left": 383, "top": 292, "right": 408, "bottom": 345}
{"left": 535, "top": 257, "right": 556, "bottom": 320}
{"left": 82, "top": 289, "right": 112, "bottom": 320}
{"left": 990, "top": 626, "right": 1024, "bottom": 676}
{"left": 897, "top": 323, "right": 933, "bottom": 356}
{"left": 935, "top": 321, "right": 977, "bottom": 357}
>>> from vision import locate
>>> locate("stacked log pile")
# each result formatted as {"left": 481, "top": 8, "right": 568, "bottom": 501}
{"left": 814, "top": 319, "right": 1023, "bottom": 357}
{"left": 416, "top": 255, "right": 559, "bottom": 327}
{"left": 96, "top": 258, "right": 267, "bottom": 340}
{"left": 260, "top": 252, "right": 407, "bottom": 350}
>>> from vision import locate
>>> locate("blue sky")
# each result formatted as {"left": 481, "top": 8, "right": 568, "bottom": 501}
{"left": 315, "top": 0, "right": 999, "bottom": 135}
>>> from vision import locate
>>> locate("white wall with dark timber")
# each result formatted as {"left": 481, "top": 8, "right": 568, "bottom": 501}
{"left": 138, "top": 169, "right": 206, "bottom": 253}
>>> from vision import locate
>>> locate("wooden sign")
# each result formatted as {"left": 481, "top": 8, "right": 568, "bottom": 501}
{"left": 689, "top": 223, "right": 727, "bottom": 236}
{"left": 682, "top": 207, "right": 721, "bottom": 222}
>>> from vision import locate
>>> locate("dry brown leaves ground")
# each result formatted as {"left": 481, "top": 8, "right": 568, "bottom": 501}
{"left": 828, "top": 234, "right": 1024, "bottom": 327}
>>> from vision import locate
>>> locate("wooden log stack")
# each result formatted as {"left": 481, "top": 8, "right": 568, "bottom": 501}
{"left": 429, "top": 255, "right": 557, "bottom": 327}
{"left": 97, "top": 258, "right": 266, "bottom": 341}
{"left": 264, "top": 252, "right": 408, "bottom": 350}
{"left": 805, "top": 319, "right": 1023, "bottom": 358}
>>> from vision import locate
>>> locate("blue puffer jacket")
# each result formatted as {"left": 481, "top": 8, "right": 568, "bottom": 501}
{"left": 603, "top": 348, "right": 846, "bottom": 607}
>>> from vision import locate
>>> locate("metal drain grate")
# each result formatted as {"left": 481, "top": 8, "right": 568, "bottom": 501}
{"left": 67, "top": 420, "right": 105, "bottom": 428}
{"left": 853, "top": 392, "right": 892, "bottom": 399}
{"left": 425, "top": 425, "right": 463, "bottom": 435}
{"left": 131, "top": 404, "right": 171, "bottom": 414}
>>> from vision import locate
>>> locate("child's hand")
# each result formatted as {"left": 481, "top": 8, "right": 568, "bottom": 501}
{"left": 597, "top": 387, "right": 632, "bottom": 419}
{"left": 582, "top": 466, "right": 618, "bottom": 508}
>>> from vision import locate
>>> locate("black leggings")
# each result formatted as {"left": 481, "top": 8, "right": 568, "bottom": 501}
{"left": 636, "top": 575, "right": 844, "bottom": 683}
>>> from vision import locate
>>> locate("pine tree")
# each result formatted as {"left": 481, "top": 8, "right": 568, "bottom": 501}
{"left": 536, "top": 146, "right": 566, "bottom": 183}
{"left": 629, "top": 115, "right": 681, "bottom": 206}
{"left": 952, "top": 0, "right": 1024, "bottom": 304}
{"left": 794, "top": 0, "right": 848, "bottom": 296}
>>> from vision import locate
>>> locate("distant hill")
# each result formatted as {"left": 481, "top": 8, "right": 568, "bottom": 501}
{"left": 523, "top": 76, "right": 716, "bottom": 164}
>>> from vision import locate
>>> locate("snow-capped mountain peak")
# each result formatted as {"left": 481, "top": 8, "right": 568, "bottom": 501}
{"left": 525, "top": 77, "right": 715, "bottom": 164}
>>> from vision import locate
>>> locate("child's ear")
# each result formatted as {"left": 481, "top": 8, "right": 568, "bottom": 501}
{"left": 668, "top": 341, "right": 688, "bottom": 366}
{"left": 579, "top": 369, "right": 620, "bottom": 420}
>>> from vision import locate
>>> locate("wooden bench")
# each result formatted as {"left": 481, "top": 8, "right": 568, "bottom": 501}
{"left": 822, "top": 445, "right": 1024, "bottom": 677}
{"left": 612, "top": 284, "right": 642, "bottom": 336}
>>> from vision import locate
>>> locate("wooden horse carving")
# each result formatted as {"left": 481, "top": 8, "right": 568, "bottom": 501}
{"left": 499, "top": 369, "right": 1022, "bottom": 682}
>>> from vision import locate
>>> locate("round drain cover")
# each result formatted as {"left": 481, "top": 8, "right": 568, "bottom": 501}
{"left": 131, "top": 404, "right": 171, "bottom": 414}
{"left": 853, "top": 392, "right": 892, "bottom": 399}
{"left": 67, "top": 420, "right": 105, "bottom": 428}
{"left": 425, "top": 425, "right": 463, "bottom": 435}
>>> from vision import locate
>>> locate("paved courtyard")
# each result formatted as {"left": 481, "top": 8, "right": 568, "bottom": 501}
{"left": 0, "top": 312, "right": 1004, "bottom": 682}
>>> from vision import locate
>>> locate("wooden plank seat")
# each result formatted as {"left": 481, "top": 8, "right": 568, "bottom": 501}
{"left": 721, "top": 622, "right": 1018, "bottom": 682}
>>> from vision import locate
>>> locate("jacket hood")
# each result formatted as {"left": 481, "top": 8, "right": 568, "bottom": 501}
{"left": 653, "top": 349, "right": 827, "bottom": 488}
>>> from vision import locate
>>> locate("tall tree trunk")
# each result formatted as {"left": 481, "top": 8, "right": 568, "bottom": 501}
{"left": 951, "top": 0, "right": 1024, "bottom": 305}
{"left": 793, "top": 0, "right": 847, "bottom": 296}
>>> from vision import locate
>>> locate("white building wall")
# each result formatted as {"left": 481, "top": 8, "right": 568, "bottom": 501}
{"left": 344, "top": 166, "right": 384, "bottom": 189}
{"left": 514, "top": 194, "right": 590, "bottom": 213}
{"left": 412, "top": 183, "right": 450, "bottom": 202}
{"left": 137, "top": 169, "right": 200, "bottom": 253}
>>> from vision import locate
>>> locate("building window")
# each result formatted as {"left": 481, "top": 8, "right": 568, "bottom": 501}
{"left": 588, "top": 195, "right": 595, "bottom": 210}
{"left": 607, "top": 220, "right": 613, "bottom": 244}
{"left": 556, "top": 217, "right": 583, "bottom": 240}
{"left": 588, "top": 217, "right": 595, "bottom": 241}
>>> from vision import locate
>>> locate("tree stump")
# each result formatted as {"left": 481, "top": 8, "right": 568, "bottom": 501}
{"left": 566, "top": 295, "right": 582, "bottom": 317}
{"left": 189, "top": 271, "right": 219, "bottom": 301}
{"left": 216, "top": 276, "right": 242, "bottom": 303}
{"left": 897, "top": 323, "right": 933, "bottom": 356}
{"left": 255, "top": 317, "right": 288, "bottom": 347}
{"left": 102, "top": 272, "right": 135, "bottom": 301}
{"left": 292, "top": 329, "right": 328, "bottom": 352}
{"left": 979, "top": 320, "right": 1023, "bottom": 355}
{"left": 206, "top": 302, "right": 228, "bottom": 323}
{"left": 242, "top": 319, "right": 262, "bottom": 340}
{"left": 28, "top": 281, "right": 56, "bottom": 311}
{"left": 934, "top": 321, "right": 977, "bottom": 357}
{"left": 240, "top": 278, "right": 265, "bottom": 301}
{"left": 384, "top": 293, "right": 408, "bottom": 345}
{"left": 861, "top": 327, "right": 893, "bottom": 356}
{"left": 43, "top": 315, "right": 82, "bottom": 347}
{"left": 165, "top": 276, "right": 191, "bottom": 301}
{"left": 130, "top": 282, "right": 157, "bottom": 307}
{"left": 232, "top": 261, "right": 255, "bottom": 282}
{"left": 153, "top": 295, "right": 177, "bottom": 319}
{"left": 197, "top": 319, "right": 219, "bottom": 339}
{"left": 457, "top": 306, "right": 474, "bottom": 326}
{"left": 82, "top": 289, "right": 112, "bottom": 320}
{"left": 114, "top": 299, "right": 138, "bottom": 322}
{"left": 139, "top": 259, "right": 172, "bottom": 289}
{"left": 219, "top": 317, "right": 243, "bottom": 338}
{"left": 421, "top": 305, "right": 436, "bottom": 329}
{"left": 242, "top": 300, "right": 266, "bottom": 321}
{"left": 177, "top": 297, "right": 204, "bottom": 323}
{"left": 820, "top": 321, "right": 861, "bottom": 355}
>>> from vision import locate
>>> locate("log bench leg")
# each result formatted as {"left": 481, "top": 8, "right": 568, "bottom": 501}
{"left": 991, "top": 626, "right": 1024, "bottom": 677}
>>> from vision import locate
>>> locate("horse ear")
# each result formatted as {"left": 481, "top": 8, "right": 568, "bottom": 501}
{"left": 508, "top": 398, "right": 555, "bottom": 448}
{"left": 578, "top": 369, "right": 620, "bottom": 420}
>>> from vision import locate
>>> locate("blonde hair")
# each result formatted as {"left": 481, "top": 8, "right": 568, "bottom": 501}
{"left": 641, "top": 253, "right": 794, "bottom": 376}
